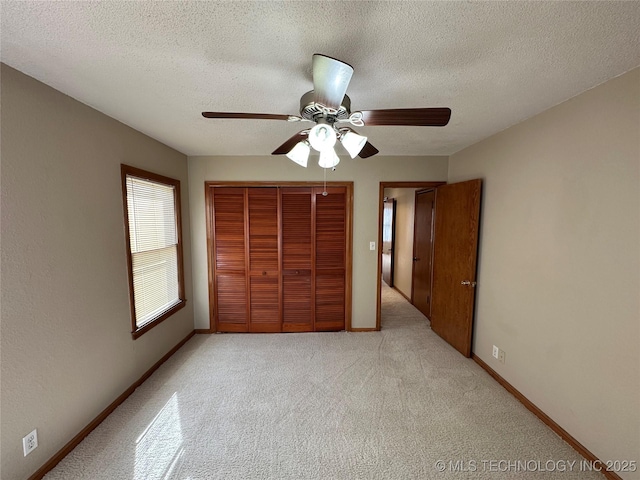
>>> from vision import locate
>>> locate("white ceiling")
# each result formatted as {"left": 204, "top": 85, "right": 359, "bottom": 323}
{"left": 1, "top": 1, "right": 639, "bottom": 157}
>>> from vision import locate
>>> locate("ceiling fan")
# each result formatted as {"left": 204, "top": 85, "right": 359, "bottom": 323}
{"left": 202, "top": 54, "right": 451, "bottom": 168}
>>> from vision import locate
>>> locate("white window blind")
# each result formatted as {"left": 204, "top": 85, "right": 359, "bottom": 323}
{"left": 126, "top": 175, "right": 180, "bottom": 328}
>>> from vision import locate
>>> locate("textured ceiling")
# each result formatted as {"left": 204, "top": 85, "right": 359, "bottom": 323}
{"left": 1, "top": 1, "right": 639, "bottom": 156}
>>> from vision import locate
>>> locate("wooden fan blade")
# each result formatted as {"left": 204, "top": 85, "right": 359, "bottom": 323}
{"left": 202, "top": 112, "right": 291, "bottom": 121}
{"left": 312, "top": 54, "right": 354, "bottom": 111}
{"left": 271, "top": 130, "right": 309, "bottom": 155}
{"left": 341, "top": 127, "right": 379, "bottom": 158}
{"left": 358, "top": 141, "right": 379, "bottom": 158}
{"left": 360, "top": 108, "right": 451, "bottom": 126}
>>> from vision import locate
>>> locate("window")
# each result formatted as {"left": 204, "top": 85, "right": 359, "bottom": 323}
{"left": 121, "top": 165, "right": 186, "bottom": 338}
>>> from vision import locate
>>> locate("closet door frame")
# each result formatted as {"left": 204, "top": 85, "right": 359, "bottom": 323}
{"left": 205, "top": 181, "right": 353, "bottom": 333}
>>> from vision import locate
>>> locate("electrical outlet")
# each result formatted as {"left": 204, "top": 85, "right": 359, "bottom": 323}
{"left": 492, "top": 345, "right": 499, "bottom": 359}
{"left": 369, "top": 242, "right": 376, "bottom": 251}
{"left": 498, "top": 349, "right": 506, "bottom": 364}
{"left": 23, "top": 429, "right": 38, "bottom": 457}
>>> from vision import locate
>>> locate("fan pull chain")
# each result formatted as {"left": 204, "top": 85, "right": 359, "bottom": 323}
{"left": 322, "top": 168, "right": 328, "bottom": 196}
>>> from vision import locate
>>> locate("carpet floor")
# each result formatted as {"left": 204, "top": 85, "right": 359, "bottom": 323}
{"left": 44, "top": 284, "right": 603, "bottom": 479}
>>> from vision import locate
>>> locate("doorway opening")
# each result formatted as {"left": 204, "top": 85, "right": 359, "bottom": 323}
{"left": 377, "top": 179, "right": 483, "bottom": 357}
{"left": 376, "top": 182, "right": 444, "bottom": 330}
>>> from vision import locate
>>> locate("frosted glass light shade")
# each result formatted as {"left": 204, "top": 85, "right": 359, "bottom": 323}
{"left": 308, "top": 124, "right": 337, "bottom": 152}
{"left": 318, "top": 148, "right": 340, "bottom": 169}
{"left": 286, "top": 141, "right": 310, "bottom": 167}
{"left": 340, "top": 131, "right": 367, "bottom": 158}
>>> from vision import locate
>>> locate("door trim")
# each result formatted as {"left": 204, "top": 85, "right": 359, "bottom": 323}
{"left": 206, "top": 181, "right": 354, "bottom": 332}
{"left": 376, "top": 182, "right": 445, "bottom": 331}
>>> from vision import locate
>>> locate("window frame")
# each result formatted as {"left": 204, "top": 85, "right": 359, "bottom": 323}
{"left": 121, "top": 164, "right": 186, "bottom": 339}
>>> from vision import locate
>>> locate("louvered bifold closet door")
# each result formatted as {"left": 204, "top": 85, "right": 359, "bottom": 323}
{"left": 213, "top": 188, "right": 248, "bottom": 332}
{"left": 314, "top": 187, "right": 347, "bottom": 331}
{"left": 248, "top": 188, "right": 281, "bottom": 332}
{"left": 281, "top": 188, "right": 314, "bottom": 332}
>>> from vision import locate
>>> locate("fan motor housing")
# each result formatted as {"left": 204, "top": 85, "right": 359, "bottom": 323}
{"left": 300, "top": 91, "right": 351, "bottom": 123}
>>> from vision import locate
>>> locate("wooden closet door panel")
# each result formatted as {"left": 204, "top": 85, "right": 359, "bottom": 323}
{"left": 281, "top": 188, "right": 313, "bottom": 271}
{"left": 213, "top": 187, "right": 248, "bottom": 332}
{"left": 315, "top": 188, "right": 346, "bottom": 269}
{"left": 247, "top": 188, "right": 280, "bottom": 332}
{"left": 216, "top": 274, "right": 248, "bottom": 332}
{"left": 248, "top": 188, "right": 279, "bottom": 273}
{"left": 282, "top": 275, "right": 313, "bottom": 332}
{"left": 315, "top": 187, "right": 346, "bottom": 330}
{"left": 315, "top": 274, "right": 345, "bottom": 331}
{"left": 213, "top": 188, "right": 246, "bottom": 271}
{"left": 249, "top": 276, "right": 280, "bottom": 332}
{"left": 209, "top": 184, "right": 350, "bottom": 334}
{"left": 281, "top": 188, "right": 313, "bottom": 332}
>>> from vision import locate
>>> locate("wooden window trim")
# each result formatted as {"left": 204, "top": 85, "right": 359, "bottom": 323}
{"left": 121, "top": 164, "right": 187, "bottom": 339}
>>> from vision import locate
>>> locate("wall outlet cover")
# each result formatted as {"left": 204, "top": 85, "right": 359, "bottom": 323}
{"left": 23, "top": 429, "right": 38, "bottom": 457}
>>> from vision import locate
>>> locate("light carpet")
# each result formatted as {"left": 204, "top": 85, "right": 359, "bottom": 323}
{"left": 44, "top": 284, "right": 603, "bottom": 479}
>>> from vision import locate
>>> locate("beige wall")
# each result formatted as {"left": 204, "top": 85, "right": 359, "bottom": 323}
{"left": 188, "top": 155, "right": 448, "bottom": 329}
{"left": 449, "top": 68, "right": 640, "bottom": 478}
{"left": 383, "top": 188, "right": 421, "bottom": 298}
{"left": 0, "top": 65, "right": 194, "bottom": 480}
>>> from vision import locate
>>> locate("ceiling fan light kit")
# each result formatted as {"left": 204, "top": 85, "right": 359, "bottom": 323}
{"left": 308, "top": 122, "right": 337, "bottom": 152}
{"left": 340, "top": 130, "right": 368, "bottom": 159}
{"left": 202, "top": 54, "right": 451, "bottom": 169}
{"left": 318, "top": 149, "right": 341, "bottom": 169}
{"left": 285, "top": 140, "right": 311, "bottom": 167}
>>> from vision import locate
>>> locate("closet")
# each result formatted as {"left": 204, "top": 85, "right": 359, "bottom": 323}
{"left": 207, "top": 183, "right": 351, "bottom": 333}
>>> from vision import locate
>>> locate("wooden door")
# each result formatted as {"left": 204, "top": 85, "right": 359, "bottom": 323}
{"left": 208, "top": 183, "right": 351, "bottom": 334}
{"left": 381, "top": 198, "right": 396, "bottom": 286}
{"left": 247, "top": 188, "right": 281, "bottom": 332}
{"left": 412, "top": 189, "right": 436, "bottom": 318}
{"left": 314, "top": 187, "right": 347, "bottom": 331}
{"left": 212, "top": 187, "right": 248, "bottom": 332}
{"left": 281, "top": 188, "right": 314, "bottom": 332}
{"left": 430, "top": 179, "right": 482, "bottom": 357}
